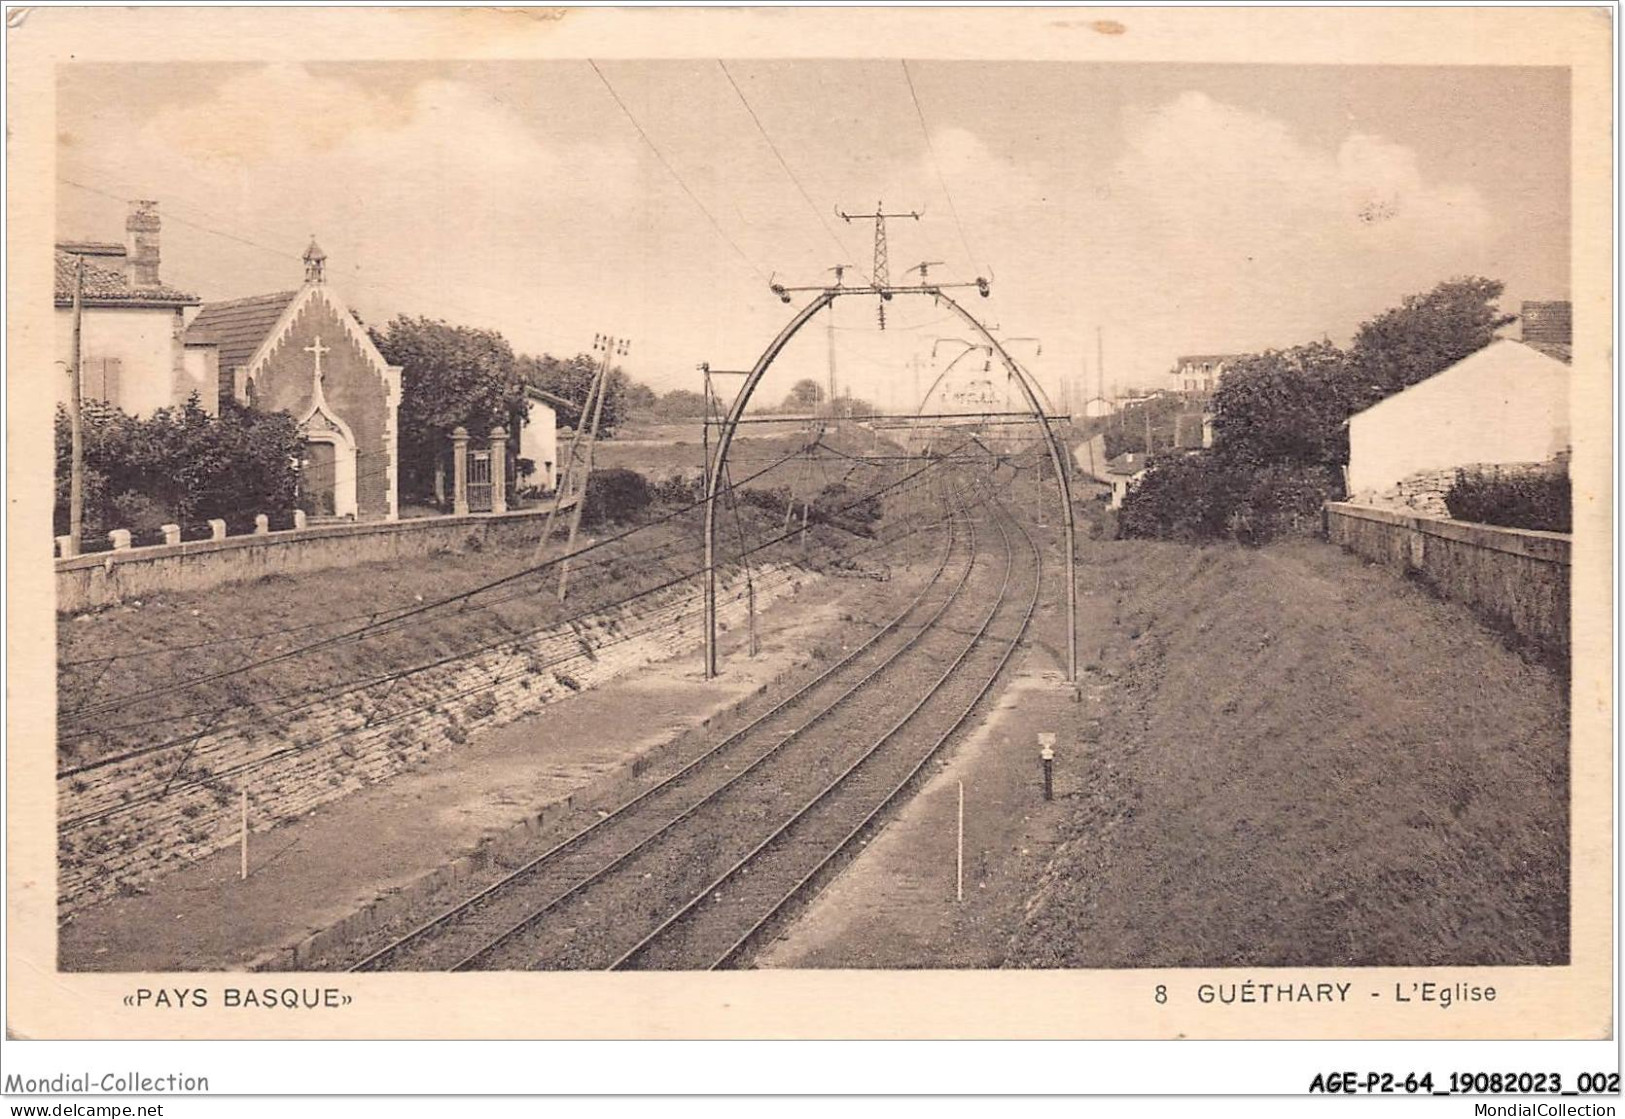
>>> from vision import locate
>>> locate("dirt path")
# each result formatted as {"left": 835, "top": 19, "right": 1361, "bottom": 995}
{"left": 760, "top": 533, "right": 1570, "bottom": 970}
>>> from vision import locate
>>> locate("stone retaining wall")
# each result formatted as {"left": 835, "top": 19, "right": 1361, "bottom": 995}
{"left": 1324, "top": 502, "right": 1569, "bottom": 658}
{"left": 56, "top": 561, "right": 810, "bottom": 914}
{"left": 55, "top": 505, "right": 573, "bottom": 614}
{"left": 1353, "top": 460, "right": 1560, "bottom": 519}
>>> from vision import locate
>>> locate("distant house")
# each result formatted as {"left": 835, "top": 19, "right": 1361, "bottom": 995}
{"left": 1080, "top": 395, "right": 1118, "bottom": 419}
{"left": 1171, "top": 353, "right": 1242, "bottom": 396}
{"left": 55, "top": 200, "right": 218, "bottom": 415}
{"left": 518, "top": 384, "right": 567, "bottom": 492}
{"left": 1346, "top": 302, "right": 1571, "bottom": 508}
{"left": 185, "top": 240, "right": 402, "bottom": 521}
{"left": 1106, "top": 452, "right": 1150, "bottom": 509}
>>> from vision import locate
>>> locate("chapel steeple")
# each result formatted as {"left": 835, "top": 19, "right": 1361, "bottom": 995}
{"left": 303, "top": 237, "right": 327, "bottom": 284}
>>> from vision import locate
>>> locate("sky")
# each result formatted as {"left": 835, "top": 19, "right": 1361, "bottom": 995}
{"left": 57, "top": 60, "right": 1570, "bottom": 410}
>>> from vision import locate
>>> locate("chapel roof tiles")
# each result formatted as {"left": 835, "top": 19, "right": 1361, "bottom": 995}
{"left": 185, "top": 291, "right": 300, "bottom": 373}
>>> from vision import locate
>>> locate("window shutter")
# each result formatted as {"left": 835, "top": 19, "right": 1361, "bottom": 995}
{"left": 104, "top": 357, "right": 122, "bottom": 405}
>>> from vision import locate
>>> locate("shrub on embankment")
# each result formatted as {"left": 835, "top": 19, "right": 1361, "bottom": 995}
{"left": 1118, "top": 454, "right": 1339, "bottom": 546}
{"left": 1119, "top": 277, "right": 1516, "bottom": 546}
{"left": 581, "top": 467, "right": 653, "bottom": 527}
{"left": 1445, "top": 468, "right": 1571, "bottom": 534}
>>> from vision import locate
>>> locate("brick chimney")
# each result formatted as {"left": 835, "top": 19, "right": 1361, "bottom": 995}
{"left": 125, "top": 200, "right": 162, "bottom": 288}
{"left": 1521, "top": 301, "right": 1571, "bottom": 348}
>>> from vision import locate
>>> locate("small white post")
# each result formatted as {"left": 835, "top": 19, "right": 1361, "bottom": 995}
{"left": 239, "top": 786, "right": 248, "bottom": 881}
{"left": 956, "top": 780, "right": 964, "bottom": 903}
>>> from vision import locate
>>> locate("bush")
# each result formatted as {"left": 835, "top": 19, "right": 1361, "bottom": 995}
{"left": 1117, "top": 454, "right": 1243, "bottom": 543}
{"left": 1445, "top": 468, "right": 1571, "bottom": 533}
{"left": 1118, "top": 454, "right": 1341, "bottom": 545}
{"left": 54, "top": 395, "right": 301, "bottom": 539}
{"left": 653, "top": 474, "right": 704, "bottom": 506}
{"left": 810, "top": 482, "right": 882, "bottom": 537}
{"left": 580, "top": 467, "right": 651, "bottom": 527}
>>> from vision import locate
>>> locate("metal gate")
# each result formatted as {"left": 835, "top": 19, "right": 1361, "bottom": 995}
{"left": 467, "top": 449, "right": 493, "bottom": 512}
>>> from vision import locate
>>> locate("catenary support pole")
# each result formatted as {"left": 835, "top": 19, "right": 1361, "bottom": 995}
{"left": 704, "top": 287, "right": 1075, "bottom": 684}
{"left": 935, "top": 293, "right": 1077, "bottom": 686}
{"left": 704, "top": 292, "right": 836, "bottom": 678}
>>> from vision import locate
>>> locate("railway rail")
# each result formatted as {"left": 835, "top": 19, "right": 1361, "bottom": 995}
{"left": 345, "top": 465, "right": 1037, "bottom": 972}
{"left": 348, "top": 474, "right": 970, "bottom": 971}
{"left": 617, "top": 499, "right": 1040, "bottom": 970}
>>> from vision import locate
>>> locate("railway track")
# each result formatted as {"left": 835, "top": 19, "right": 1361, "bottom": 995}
{"left": 347, "top": 467, "right": 1037, "bottom": 972}
{"left": 614, "top": 493, "right": 1040, "bottom": 971}
{"left": 349, "top": 475, "right": 972, "bottom": 971}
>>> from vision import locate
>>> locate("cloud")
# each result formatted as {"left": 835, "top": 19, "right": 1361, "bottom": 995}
{"left": 70, "top": 72, "right": 1512, "bottom": 397}
{"left": 116, "top": 65, "right": 650, "bottom": 344}
{"left": 1046, "top": 91, "right": 1498, "bottom": 384}
{"left": 1102, "top": 91, "right": 1492, "bottom": 309}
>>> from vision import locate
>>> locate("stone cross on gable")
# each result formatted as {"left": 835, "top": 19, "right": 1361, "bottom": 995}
{"left": 304, "top": 336, "right": 330, "bottom": 385}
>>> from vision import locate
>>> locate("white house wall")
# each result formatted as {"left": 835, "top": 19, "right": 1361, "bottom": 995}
{"left": 54, "top": 305, "right": 213, "bottom": 416}
{"left": 1347, "top": 341, "right": 1570, "bottom": 497}
{"left": 520, "top": 401, "right": 559, "bottom": 490}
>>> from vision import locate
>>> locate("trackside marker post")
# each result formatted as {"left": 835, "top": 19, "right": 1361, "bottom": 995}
{"left": 1039, "top": 733, "right": 1056, "bottom": 801}
{"left": 239, "top": 786, "right": 248, "bottom": 880}
{"left": 956, "top": 781, "right": 964, "bottom": 903}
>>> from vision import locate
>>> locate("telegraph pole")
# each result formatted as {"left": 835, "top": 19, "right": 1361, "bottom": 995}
{"left": 536, "top": 364, "right": 601, "bottom": 560}
{"left": 556, "top": 334, "right": 628, "bottom": 601}
{"left": 68, "top": 254, "right": 85, "bottom": 556}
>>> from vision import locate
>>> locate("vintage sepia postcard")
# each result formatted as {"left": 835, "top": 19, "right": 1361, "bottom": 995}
{"left": 4, "top": 4, "right": 1614, "bottom": 1062}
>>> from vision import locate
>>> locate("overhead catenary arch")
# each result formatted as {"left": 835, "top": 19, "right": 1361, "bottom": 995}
{"left": 702, "top": 286, "right": 1077, "bottom": 685}
{"left": 908, "top": 340, "right": 1058, "bottom": 456}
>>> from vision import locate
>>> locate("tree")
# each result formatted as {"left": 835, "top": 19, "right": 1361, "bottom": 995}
{"left": 782, "top": 378, "right": 824, "bottom": 412}
{"left": 1348, "top": 276, "right": 1515, "bottom": 403}
{"left": 653, "top": 388, "right": 711, "bottom": 419}
{"left": 518, "top": 352, "right": 629, "bottom": 434}
{"left": 371, "top": 316, "right": 526, "bottom": 502}
{"left": 830, "top": 394, "right": 875, "bottom": 419}
{"left": 1210, "top": 341, "right": 1353, "bottom": 466}
{"left": 1121, "top": 276, "right": 1514, "bottom": 545}
{"left": 623, "top": 380, "right": 658, "bottom": 414}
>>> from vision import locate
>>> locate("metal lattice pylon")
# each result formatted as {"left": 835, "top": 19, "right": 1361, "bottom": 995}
{"left": 837, "top": 201, "right": 920, "bottom": 329}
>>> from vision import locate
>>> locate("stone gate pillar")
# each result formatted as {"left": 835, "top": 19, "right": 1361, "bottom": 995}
{"left": 451, "top": 426, "right": 470, "bottom": 516}
{"left": 489, "top": 426, "right": 508, "bottom": 515}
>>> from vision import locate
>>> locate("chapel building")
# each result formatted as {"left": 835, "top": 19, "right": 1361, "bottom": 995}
{"left": 186, "top": 241, "right": 402, "bottom": 521}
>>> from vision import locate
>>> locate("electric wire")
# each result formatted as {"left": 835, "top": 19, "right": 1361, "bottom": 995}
{"left": 716, "top": 61, "right": 870, "bottom": 286}
{"left": 58, "top": 441, "right": 971, "bottom": 760}
{"left": 588, "top": 60, "right": 770, "bottom": 284}
{"left": 61, "top": 437, "right": 818, "bottom": 722}
{"left": 899, "top": 61, "right": 978, "bottom": 271}
{"left": 58, "top": 444, "right": 991, "bottom": 813}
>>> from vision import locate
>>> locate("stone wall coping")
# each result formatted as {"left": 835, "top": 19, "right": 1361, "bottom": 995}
{"left": 1325, "top": 502, "right": 1571, "bottom": 564}
{"left": 54, "top": 504, "right": 565, "bottom": 575}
